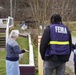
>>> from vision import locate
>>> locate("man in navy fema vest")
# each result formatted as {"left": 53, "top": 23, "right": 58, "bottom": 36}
{"left": 40, "top": 14, "right": 72, "bottom": 75}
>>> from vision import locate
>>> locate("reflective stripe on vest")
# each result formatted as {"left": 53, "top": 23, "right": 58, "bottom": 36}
{"left": 49, "top": 41, "right": 69, "bottom": 45}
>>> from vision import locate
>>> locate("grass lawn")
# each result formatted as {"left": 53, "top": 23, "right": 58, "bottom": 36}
{"left": 0, "top": 50, "right": 6, "bottom": 75}
{"left": 17, "top": 36, "right": 29, "bottom": 64}
{"left": 33, "top": 43, "right": 38, "bottom": 75}
{"left": 72, "top": 31, "right": 76, "bottom": 37}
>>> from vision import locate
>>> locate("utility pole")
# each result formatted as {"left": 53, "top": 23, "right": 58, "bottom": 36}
{"left": 10, "top": 0, "right": 12, "bottom": 17}
{"left": 14, "top": 0, "right": 16, "bottom": 19}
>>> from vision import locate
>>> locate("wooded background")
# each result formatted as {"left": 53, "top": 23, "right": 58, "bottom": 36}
{"left": 0, "top": 0, "right": 76, "bottom": 21}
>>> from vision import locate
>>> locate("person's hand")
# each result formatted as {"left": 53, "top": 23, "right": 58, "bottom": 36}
{"left": 24, "top": 49, "right": 29, "bottom": 52}
{"left": 74, "top": 49, "right": 76, "bottom": 54}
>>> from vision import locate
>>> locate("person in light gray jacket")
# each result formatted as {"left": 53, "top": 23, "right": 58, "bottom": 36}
{"left": 6, "top": 30, "right": 28, "bottom": 75}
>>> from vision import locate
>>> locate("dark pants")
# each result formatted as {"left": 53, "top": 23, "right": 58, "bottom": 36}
{"left": 43, "top": 60, "right": 66, "bottom": 75}
{"left": 74, "top": 62, "right": 76, "bottom": 75}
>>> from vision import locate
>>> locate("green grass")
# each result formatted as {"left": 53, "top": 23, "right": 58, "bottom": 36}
{"left": 72, "top": 32, "right": 76, "bottom": 37}
{"left": 17, "top": 36, "right": 28, "bottom": 50}
{"left": 33, "top": 43, "right": 38, "bottom": 66}
{"left": 0, "top": 50, "right": 6, "bottom": 75}
{"left": 33, "top": 43, "right": 38, "bottom": 75}
{"left": 17, "top": 36, "right": 29, "bottom": 64}
{"left": 0, "top": 33, "right": 6, "bottom": 37}
{"left": 13, "top": 25, "right": 20, "bottom": 30}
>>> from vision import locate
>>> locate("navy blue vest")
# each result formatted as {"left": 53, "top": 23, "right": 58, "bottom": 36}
{"left": 45, "top": 24, "right": 70, "bottom": 57}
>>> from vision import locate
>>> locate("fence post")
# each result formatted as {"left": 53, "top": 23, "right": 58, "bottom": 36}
{"left": 38, "top": 36, "right": 43, "bottom": 75}
{"left": 6, "top": 17, "right": 10, "bottom": 44}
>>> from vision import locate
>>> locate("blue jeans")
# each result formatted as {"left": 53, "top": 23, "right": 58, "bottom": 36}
{"left": 43, "top": 60, "right": 66, "bottom": 75}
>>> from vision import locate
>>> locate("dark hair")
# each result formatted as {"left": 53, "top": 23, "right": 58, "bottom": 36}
{"left": 50, "top": 14, "right": 62, "bottom": 24}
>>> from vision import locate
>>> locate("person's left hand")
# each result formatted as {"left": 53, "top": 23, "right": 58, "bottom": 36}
{"left": 24, "top": 49, "right": 29, "bottom": 52}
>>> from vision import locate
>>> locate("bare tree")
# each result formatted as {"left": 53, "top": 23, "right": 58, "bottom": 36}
{"left": 0, "top": 0, "right": 76, "bottom": 31}
{"left": 28, "top": 0, "right": 50, "bottom": 35}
